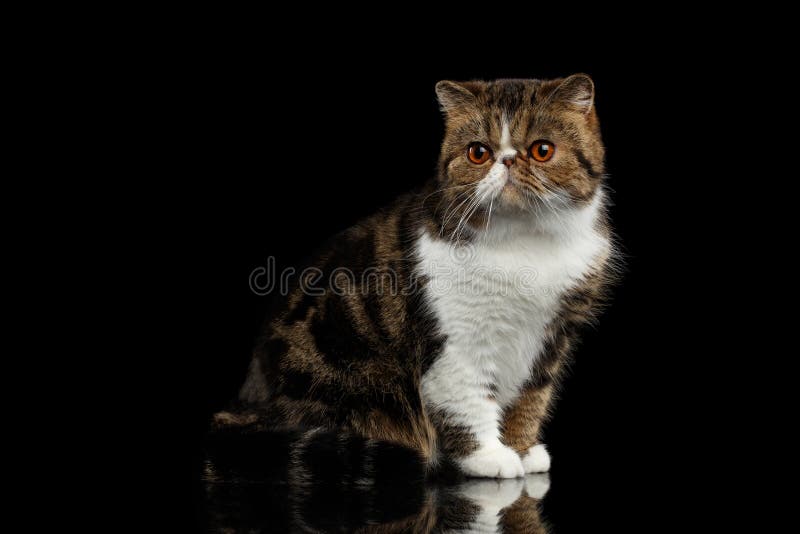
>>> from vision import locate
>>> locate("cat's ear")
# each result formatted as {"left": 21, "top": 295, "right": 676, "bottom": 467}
{"left": 435, "top": 81, "right": 477, "bottom": 113}
{"left": 553, "top": 74, "right": 594, "bottom": 114}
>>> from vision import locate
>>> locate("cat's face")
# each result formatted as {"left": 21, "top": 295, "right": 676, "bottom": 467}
{"left": 435, "top": 76, "right": 604, "bottom": 233}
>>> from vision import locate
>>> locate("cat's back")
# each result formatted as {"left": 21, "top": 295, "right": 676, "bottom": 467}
{"left": 239, "top": 188, "right": 441, "bottom": 408}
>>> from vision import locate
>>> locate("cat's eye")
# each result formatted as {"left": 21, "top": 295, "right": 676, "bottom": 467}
{"left": 529, "top": 140, "right": 555, "bottom": 162}
{"left": 467, "top": 143, "right": 492, "bottom": 165}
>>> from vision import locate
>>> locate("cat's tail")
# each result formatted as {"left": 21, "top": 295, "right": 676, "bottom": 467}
{"left": 202, "top": 412, "right": 446, "bottom": 530}
{"left": 203, "top": 412, "right": 438, "bottom": 488}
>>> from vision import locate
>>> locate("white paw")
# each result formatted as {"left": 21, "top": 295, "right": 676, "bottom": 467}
{"left": 521, "top": 444, "right": 551, "bottom": 473}
{"left": 460, "top": 444, "right": 525, "bottom": 478}
{"left": 524, "top": 474, "right": 551, "bottom": 499}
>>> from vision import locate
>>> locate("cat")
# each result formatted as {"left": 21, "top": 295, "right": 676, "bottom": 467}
{"left": 205, "top": 75, "right": 615, "bottom": 485}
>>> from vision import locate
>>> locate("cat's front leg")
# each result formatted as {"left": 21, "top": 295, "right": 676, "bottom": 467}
{"left": 423, "top": 359, "right": 524, "bottom": 479}
{"left": 500, "top": 381, "right": 555, "bottom": 473}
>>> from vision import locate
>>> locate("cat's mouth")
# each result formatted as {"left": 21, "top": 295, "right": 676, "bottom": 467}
{"left": 492, "top": 174, "right": 529, "bottom": 211}
{"left": 504, "top": 174, "right": 536, "bottom": 197}
{"left": 506, "top": 173, "right": 549, "bottom": 199}
{"left": 493, "top": 173, "right": 553, "bottom": 215}
{"left": 505, "top": 174, "right": 525, "bottom": 190}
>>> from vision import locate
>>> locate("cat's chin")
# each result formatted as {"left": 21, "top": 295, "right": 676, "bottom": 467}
{"left": 496, "top": 179, "right": 531, "bottom": 211}
{"left": 490, "top": 190, "right": 546, "bottom": 219}
{"left": 472, "top": 192, "right": 590, "bottom": 242}
{"left": 492, "top": 186, "right": 580, "bottom": 220}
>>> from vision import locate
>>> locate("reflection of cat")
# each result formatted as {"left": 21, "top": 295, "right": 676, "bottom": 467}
{"left": 498, "top": 477, "right": 551, "bottom": 534}
{"left": 203, "top": 475, "right": 550, "bottom": 533}
{"left": 458, "top": 476, "right": 549, "bottom": 533}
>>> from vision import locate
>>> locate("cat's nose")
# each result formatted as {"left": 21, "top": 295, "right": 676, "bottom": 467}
{"left": 502, "top": 156, "right": 515, "bottom": 168}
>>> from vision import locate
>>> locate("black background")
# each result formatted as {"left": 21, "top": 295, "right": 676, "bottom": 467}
{"left": 146, "top": 42, "right": 728, "bottom": 530}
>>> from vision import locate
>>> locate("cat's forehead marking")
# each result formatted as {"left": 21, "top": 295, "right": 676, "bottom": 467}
{"left": 498, "top": 121, "right": 516, "bottom": 159}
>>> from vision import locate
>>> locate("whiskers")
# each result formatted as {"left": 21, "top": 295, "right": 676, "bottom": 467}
{"left": 448, "top": 187, "right": 482, "bottom": 244}
{"left": 523, "top": 169, "right": 580, "bottom": 228}
{"left": 439, "top": 187, "right": 477, "bottom": 237}
{"left": 434, "top": 182, "right": 501, "bottom": 246}
{"left": 420, "top": 171, "right": 579, "bottom": 247}
{"left": 412, "top": 183, "right": 477, "bottom": 243}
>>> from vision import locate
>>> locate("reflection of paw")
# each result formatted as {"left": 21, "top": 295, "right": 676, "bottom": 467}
{"left": 457, "top": 478, "right": 525, "bottom": 510}
{"left": 521, "top": 444, "right": 551, "bottom": 473}
{"left": 524, "top": 474, "right": 551, "bottom": 499}
{"left": 460, "top": 444, "right": 525, "bottom": 478}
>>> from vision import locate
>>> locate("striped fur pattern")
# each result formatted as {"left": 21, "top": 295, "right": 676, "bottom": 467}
{"left": 207, "top": 75, "right": 615, "bottom": 483}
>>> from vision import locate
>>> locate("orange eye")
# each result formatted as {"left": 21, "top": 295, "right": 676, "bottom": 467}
{"left": 529, "top": 140, "right": 555, "bottom": 162}
{"left": 467, "top": 143, "right": 492, "bottom": 164}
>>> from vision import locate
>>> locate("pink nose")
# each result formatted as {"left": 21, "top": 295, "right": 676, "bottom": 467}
{"left": 502, "top": 156, "right": 515, "bottom": 168}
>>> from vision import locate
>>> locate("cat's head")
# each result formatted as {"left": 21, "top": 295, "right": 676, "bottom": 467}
{"left": 434, "top": 76, "right": 604, "bottom": 237}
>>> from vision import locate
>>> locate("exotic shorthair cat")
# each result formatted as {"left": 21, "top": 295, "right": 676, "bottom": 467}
{"left": 206, "top": 75, "right": 615, "bottom": 484}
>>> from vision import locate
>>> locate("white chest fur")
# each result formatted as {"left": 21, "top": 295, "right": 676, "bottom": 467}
{"left": 418, "top": 198, "right": 608, "bottom": 412}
